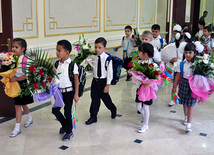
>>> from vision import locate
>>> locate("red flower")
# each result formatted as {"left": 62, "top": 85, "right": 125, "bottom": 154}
{"left": 41, "top": 82, "right": 46, "bottom": 86}
{"left": 143, "top": 63, "right": 148, "bottom": 66}
{"left": 134, "top": 35, "right": 138, "bottom": 39}
{"left": 127, "top": 62, "right": 133, "bottom": 68}
{"left": 154, "top": 70, "right": 159, "bottom": 76}
{"left": 30, "top": 65, "right": 36, "bottom": 71}
{"left": 38, "top": 70, "right": 44, "bottom": 75}
{"left": 33, "top": 83, "right": 39, "bottom": 89}
{"left": 47, "top": 77, "right": 52, "bottom": 82}
{"left": 149, "top": 63, "right": 154, "bottom": 67}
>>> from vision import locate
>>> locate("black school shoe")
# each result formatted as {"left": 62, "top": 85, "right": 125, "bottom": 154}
{"left": 85, "top": 118, "right": 97, "bottom": 125}
{"left": 62, "top": 132, "right": 74, "bottom": 141}
{"left": 59, "top": 127, "right": 66, "bottom": 134}
{"left": 111, "top": 108, "right": 117, "bottom": 119}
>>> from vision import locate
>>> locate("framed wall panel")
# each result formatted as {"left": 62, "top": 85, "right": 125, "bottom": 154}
{"left": 104, "top": 0, "right": 138, "bottom": 31}
{"left": 44, "top": 0, "right": 100, "bottom": 36}
{"left": 12, "top": 0, "right": 38, "bottom": 38}
{"left": 140, "top": 0, "right": 156, "bottom": 29}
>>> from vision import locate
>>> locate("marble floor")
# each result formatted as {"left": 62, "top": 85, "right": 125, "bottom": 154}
{"left": 1, "top": 68, "right": 214, "bottom": 155}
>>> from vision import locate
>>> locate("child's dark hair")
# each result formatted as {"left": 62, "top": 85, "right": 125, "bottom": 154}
{"left": 138, "top": 43, "right": 154, "bottom": 58}
{"left": 184, "top": 43, "right": 197, "bottom": 62}
{"left": 95, "top": 37, "right": 107, "bottom": 47}
{"left": 57, "top": 40, "right": 72, "bottom": 53}
{"left": 182, "top": 24, "right": 188, "bottom": 30}
{"left": 151, "top": 24, "right": 160, "bottom": 31}
{"left": 13, "top": 38, "right": 27, "bottom": 54}
{"left": 198, "top": 21, "right": 205, "bottom": 27}
{"left": 124, "top": 25, "right": 132, "bottom": 31}
{"left": 204, "top": 26, "right": 211, "bottom": 32}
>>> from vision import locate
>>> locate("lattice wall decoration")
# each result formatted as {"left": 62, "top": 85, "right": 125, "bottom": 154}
{"left": 104, "top": 0, "right": 138, "bottom": 31}
{"left": 12, "top": 0, "right": 38, "bottom": 38}
{"left": 140, "top": 0, "right": 156, "bottom": 29}
{"left": 44, "top": 0, "right": 100, "bottom": 36}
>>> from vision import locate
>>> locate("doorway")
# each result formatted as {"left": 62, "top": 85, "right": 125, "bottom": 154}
{"left": 0, "top": 0, "right": 15, "bottom": 117}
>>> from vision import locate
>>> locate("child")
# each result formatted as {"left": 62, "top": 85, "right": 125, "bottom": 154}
{"left": 52, "top": 40, "right": 79, "bottom": 141}
{"left": 82, "top": 37, "right": 117, "bottom": 125}
{"left": 135, "top": 43, "right": 158, "bottom": 133}
{"left": 170, "top": 24, "right": 182, "bottom": 43}
{"left": 182, "top": 24, "right": 189, "bottom": 31}
{"left": 195, "top": 21, "right": 205, "bottom": 38}
{"left": 115, "top": 25, "right": 136, "bottom": 81}
{"left": 10, "top": 38, "right": 34, "bottom": 138}
{"left": 141, "top": 30, "right": 161, "bottom": 62}
{"left": 172, "top": 43, "right": 197, "bottom": 132}
{"left": 150, "top": 24, "right": 167, "bottom": 51}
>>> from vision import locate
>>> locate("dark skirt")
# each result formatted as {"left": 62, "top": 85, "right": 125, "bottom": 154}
{"left": 178, "top": 78, "right": 196, "bottom": 107}
{"left": 14, "top": 80, "right": 34, "bottom": 105}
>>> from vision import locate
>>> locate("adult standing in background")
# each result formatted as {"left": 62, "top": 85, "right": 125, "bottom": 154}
{"left": 199, "top": 11, "right": 208, "bottom": 24}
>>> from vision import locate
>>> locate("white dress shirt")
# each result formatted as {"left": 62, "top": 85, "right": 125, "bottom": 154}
{"left": 121, "top": 36, "right": 136, "bottom": 56}
{"left": 150, "top": 35, "right": 167, "bottom": 50}
{"left": 195, "top": 29, "right": 203, "bottom": 38}
{"left": 176, "top": 59, "right": 193, "bottom": 79}
{"left": 81, "top": 52, "right": 113, "bottom": 84}
{"left": 15, "top": 54, "right": 26, "bottom": 77}
{"left": 57, "top": 58, "right": 79, "bottom": 89}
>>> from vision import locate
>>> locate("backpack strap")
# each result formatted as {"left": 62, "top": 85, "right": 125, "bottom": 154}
{"left": 159, "top": 37, "right": 164, "bottom": 46}
{"left": 68, "top": 61, "right": 75, "bottom": 84}
{"left": 179, "top": 61, "right": 184, "bottom": 85}
{"left": 54, "top": 60, "right": 60, "bottom": 69}
{"left": 105, "top": 55, "right": 112, "bottom": 71}
{"left": 22, "top": 56, "right": 28, "bottom": 73}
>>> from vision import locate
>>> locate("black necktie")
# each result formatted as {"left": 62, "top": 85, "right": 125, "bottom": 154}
{"left": 97, "top": 56, "right": 101, "bottom": 78}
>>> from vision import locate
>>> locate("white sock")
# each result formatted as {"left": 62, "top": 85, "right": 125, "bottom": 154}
{"left": 26, "top": 113, "right": 32, "bottom": 121}
{"left": 185, "top": 116, "right": 188, "bottom": 121}
{"left": 187, "top": 123, "right": 191, "bottom": 128}
{"left": 15, "top": 123, "right": 21, "bottom": 131}
{"left": 143, "top": 104, "right": 150, "bottom": 127}
{"left": 136, "top": 102, "right": 144, "bottom": 120}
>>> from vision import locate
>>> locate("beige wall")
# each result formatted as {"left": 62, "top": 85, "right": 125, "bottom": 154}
{"left": 12, "top": 0, "right": 168, "bottom": 58}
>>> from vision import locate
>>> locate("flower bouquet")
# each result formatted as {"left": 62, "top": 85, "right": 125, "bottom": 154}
{"left": 0, "top": 52, "right": 20, "bottom": 97}
{"left": 189, "top": 54, "right": 214, "bottom": 103}
{"left": 73, "top": 34, "right": 96, "bottom": 71}
{"left": 133, "top": 29, "right": 142, "bottom": 46}
{"left": 21, "top": 49, "right": 64, "bottom": 107}
{"left": 128, "top": 59, "right": 162, "bottom": 101}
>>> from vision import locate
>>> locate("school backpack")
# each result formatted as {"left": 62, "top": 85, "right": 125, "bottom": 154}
{"left": 105, "top": 53, "right": 124, "bottom": 85}
{"left": 55, "top": 60, "right": 86, "bottom": 97}
{"left": 179, "top": 61, "right": 184, "bottom": 84}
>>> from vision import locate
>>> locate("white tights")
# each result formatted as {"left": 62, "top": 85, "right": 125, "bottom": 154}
{"left": 136, "top": 102, "right": 150, "bottom": 127}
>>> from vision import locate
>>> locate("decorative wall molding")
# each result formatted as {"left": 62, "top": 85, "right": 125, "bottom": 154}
{"left": 44, "top": 0, "right": 101, "bottom": 36}
{"left": 104, "top": 0, "right": 138, "bottom": 31}
{"left": 12, "top": 0, "right": 38, "bottom": 38}
{"left": 140, "top": 0, "right": 156, "bottom": 29}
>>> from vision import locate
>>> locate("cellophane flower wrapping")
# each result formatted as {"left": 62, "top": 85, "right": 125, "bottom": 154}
{"left": 0, "top": 52, "right": 20, "bottom": 97}
{"left": 128, "top": 59, "right": 163, "bottom": 102}
{"left": 73, "top": 34, "right": 96, "bottom": 71}
{"left": 189, "top": 54, "right": 214, "bottom": 102}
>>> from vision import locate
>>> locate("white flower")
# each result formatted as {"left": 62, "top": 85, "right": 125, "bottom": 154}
{"left": 203, "top": 54, "right": 209, "bottom": 60}
{"left": 203, "top": 60, "right": 209, "bottom": 64}
{"left": 211, "top": 63, "right": 214, "bottom": 69}
{"left": 83, "top": 45, "right": 89, "bottom": 50}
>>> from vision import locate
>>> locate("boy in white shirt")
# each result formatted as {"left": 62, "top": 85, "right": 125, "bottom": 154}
{"left": 150, "top": 24, "right": 167, "bottom": 51}
{"left": 53, "top": 40, "right": 79, "bottom": 141}
{"left": 115, "top": 25, "right": 136, "bottom": 81}
{"left": 82, "top": 37, "right": 117, "bottom": 125}
{"left": 141, "top": 30, "right": 161, "bottom": 62}
{"left": 195, "top": 21, "right": 205, "bottom": 38}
